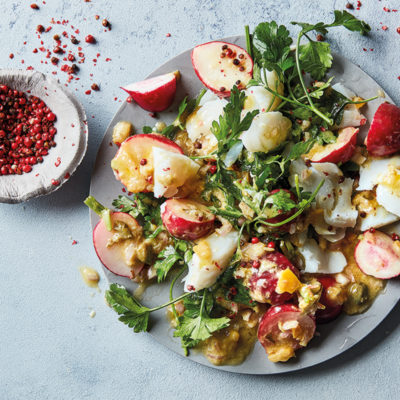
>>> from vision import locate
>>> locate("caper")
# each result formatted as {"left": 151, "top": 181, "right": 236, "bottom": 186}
{"left": 348, "top": 282, "right": 369, "bottom": 305}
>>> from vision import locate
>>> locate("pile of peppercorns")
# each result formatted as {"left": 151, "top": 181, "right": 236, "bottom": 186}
{"left": 0, "top": 84, "right": 57, "bottom": 176}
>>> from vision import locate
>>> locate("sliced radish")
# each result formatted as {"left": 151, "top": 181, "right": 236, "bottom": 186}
{"left": 110, "top": 133, "right": 183, "bottom": 193}
{"left": 366, "top": 103, "right": 400, "bottom": 156}
{"left": 258, "top": 304, "right": 316, "bottom": 363}
{"left": 315, "top": 276, "right": 343, "bottom": 323}
{"left": 245, "top": 251, "right": 300, "bottom": 305}
{"left": 161, "top": 198, "right": 215, "bottom": 240}
{"left": 191, "top": 41, "right": 253, "bottom": 97}
{"left": 306, "top": 127, "right": 358, "bottom": 163}
{"left": 355, "top": 229, "right": 400, "bottom": 279}
{"left": 93, "top": 212, "right": 142, "bottom": 278}
{"left": 121, "top": 71, "right": 179, "bottom": 112}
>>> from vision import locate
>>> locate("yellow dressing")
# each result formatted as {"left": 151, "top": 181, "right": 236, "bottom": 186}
{"left": 80, "top": 267, "right": 100, "bottom": 289}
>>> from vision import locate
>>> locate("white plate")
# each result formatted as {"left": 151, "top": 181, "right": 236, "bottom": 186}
{"left": 89, "top": 36, "right": 400, "bottom": 374}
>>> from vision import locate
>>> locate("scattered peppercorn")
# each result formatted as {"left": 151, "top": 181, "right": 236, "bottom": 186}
{"left": 102, "top": 19, "right": 110, "bottom": 28}
{"left": 9, "top": 53, "right": 14, "bottom": 59}
{"left": 233, "top": 58, "right": 240, "bottom": 65}
{"left": 36, "top": 24, "right": 45, "bottom": 33}
{"left": 53, "top": 34, "right": 61, "bottom": 41}
{"left": 219, "top": 86, "right": 226, "bottom": 92}
{"left": 0, "top": 84, "right": 57, "bottom": 176}
{"left": 30, "top": 3, "right": 39, "bottom": 10}
{"left": 85, "top": 34, "right": 96, "bottom": 44}
{"left": 209, "top": 165, "right": 217, "bottom": 174}
{"left": 140, "top": 158, "right": 147, "bottom": 166}
{"left": 252, "top": 260, "right": 261, "bottom": 269}
{"left": 67, "top": 54, "right": 75, "bottom": 62}
{"left": 251, "top": 237, "right": 259, "bottom": 244}
{"left": 316, "top": 34, "right": 324, "bottom": 41}
{"left": 71, "top": 36, "right": 79, "bottom": 45}
{"left": 91, "top": 83, "right": 100, "bottom": 91}
{"left": 346, "top": 2, "right": 354, "bottom": 9}
{"left": 222, "top": 44, "right": 228, "bottom": 50}
{"left": 53, "top": 46, "right": 63, "bottom": 54}
{"left": 50, "top": 57, "right": 59, "bottom": 65}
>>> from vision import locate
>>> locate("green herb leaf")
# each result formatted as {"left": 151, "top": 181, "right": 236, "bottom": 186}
{"left": 299, "top": 41, "right": 332, "bottom": 80}
{"left": 106, "top": 284, "right": 151, "bottom": 333}
{"left": 252, "top": 21, "right": 295, "bottom": 75}
{"left": 331, "top": 10, "right": 371, "bottom": 34}
{"left": 174, "top": 290, "right": 230, "bottom": 343}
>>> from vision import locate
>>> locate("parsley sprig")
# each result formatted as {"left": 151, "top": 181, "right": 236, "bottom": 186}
{"left": 106, "top": 283, "right": 190, "bottom": 333}
{"left": 246, "top": 10, "right": 372, "bottom": 126}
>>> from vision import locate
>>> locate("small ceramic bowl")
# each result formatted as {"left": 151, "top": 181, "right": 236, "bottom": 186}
{"left": 0, "top": 69, "right": 87, "bottom": 203}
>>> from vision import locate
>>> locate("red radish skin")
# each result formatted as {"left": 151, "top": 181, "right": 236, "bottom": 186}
{"left": 121, "top": 71, "right": 179, "bottom": 112}
{"left": 191, "top": 41, "right": 253, "bottom": 97}
{"left": 366, "top": 103, "right": 400, "bottom": 156}
{"left": 93, "top": 212, "right": 142, "bottom": 278}
{"left": 355, "top": 230, "right": 400, "bottom": 279}
{"left": 111, "top": 133, "right": 183, "bottom": 193}
{"left": 258, "top": 304, "right": 316, "bottom": 361}
{"left": 161, "top": 199, "right": 215, "bottom": 240}
{"left": 315, "top": 276, "right": 343, "bottom": 323}
{"left": 247, "top": 251, "right": 300, "bottom": 305}
{"left": 308, "top": 127, "right": 359, "bottom": 163}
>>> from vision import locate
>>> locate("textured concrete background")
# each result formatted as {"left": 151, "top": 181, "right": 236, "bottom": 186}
{"left": 1, "top": 0, "right": 400, "bottom": 399}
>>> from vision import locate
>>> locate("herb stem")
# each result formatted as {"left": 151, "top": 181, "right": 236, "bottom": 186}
{"left": 245, "top": 25, "right": 252, "bottom": 58}
{"left": 256, "top": 179, "right": 325, "bottom": 227}
{"left": 149, "top": 292, "right": 191, "bottom": 313}
{"left": 295, "top": 31, "right": 333, "bottom": 125}
{"left": 84, "top": 195, "right": 112, "bottom": 231}
{"left": 170, "top": 265, "right": 188, "bottom": 320}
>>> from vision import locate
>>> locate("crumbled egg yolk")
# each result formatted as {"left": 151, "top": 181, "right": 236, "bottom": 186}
{"left": 193, "top": 239, "right": 212, "bottom": 268}
{"left": 378, "top": 165, "right": 400, "bottom": 193}
{"left": 276, "top": 268, "right": 302, "bottom": 294}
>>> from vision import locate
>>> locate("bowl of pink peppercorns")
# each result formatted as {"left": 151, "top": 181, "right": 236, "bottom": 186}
{"left": 0, "top": 69, "right": 87, "bottom": 203}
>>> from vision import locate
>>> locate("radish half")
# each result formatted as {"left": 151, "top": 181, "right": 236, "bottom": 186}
{"left": 121, "top": 71, "right": 179, "bottom": 112}
{"left": 366, "top": 103, "right": 400, "bottom": 157}
{"left": 306, "top": 127, "right": 358, "bottom": 163}
{"left": 258, "top": 304, "right": 316, "bottom": 362}
{"left": 191, "top": 41, "right": 253, "bottom": 96}
{"left": 111, "top": 133, "right": 183, "bottom": 193}
{"left": 93, "top": 212, "right": 142, "bottom": 278}
{"left": 354, "top": 229, "right": 400, "bottom": 279}
{"left": 161, "top": 198, "right": 215, "bottom": 240}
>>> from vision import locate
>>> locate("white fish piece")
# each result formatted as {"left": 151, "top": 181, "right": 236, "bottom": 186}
{"left": 184, "top": 231, "right": 239, "bottom": 292}
{"left": 240, "top": 111, "right": 291, "bottom": 153}
{"left": 198, "top": 89, "right": 219, "bottom": 106}
{"left": 324, "top": 178, "right": 357, "bottom": 228}
{"left": 337, "top": 105, "right": 365, "bottom": 129}
{"left": 331, "top": 83, "right": 356, "bottom": 99}
{"left": 321, "top": 228, "right": 346, "bottom": 243}
{"left": 297, "top": 239, "right": 347, "bottom": 274}
{"left": 243, "top": 77, "right": 282, "bottom": 113}
{"left": 152, "top": 147, "right": 199, "bottom": 198}
{"left": 185, "top": 97, "right": 228, "bottom": 144}
{"left": 376, "top": 185, "right": 400, "bottom": 217}
{"left": 357, "top": 204, "right": 399, "bottom": 231}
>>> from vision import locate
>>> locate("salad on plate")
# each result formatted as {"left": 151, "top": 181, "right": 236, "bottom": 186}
{"left": 86, "top": 11, "right": 400, "bottom": 365}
